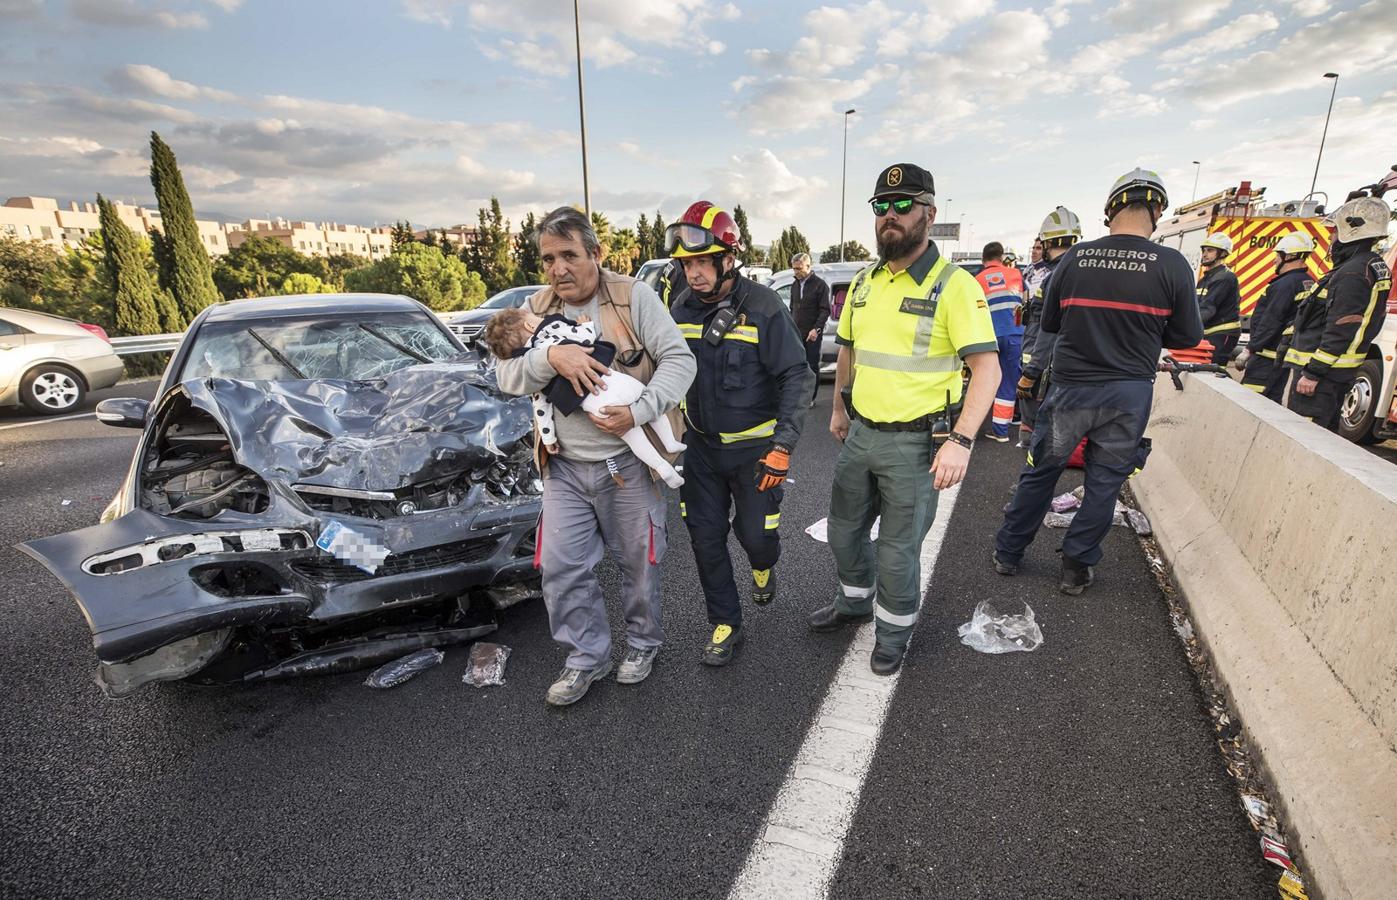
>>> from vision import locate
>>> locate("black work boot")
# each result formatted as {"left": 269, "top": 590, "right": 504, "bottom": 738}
{"left": 1060, "top": 556, "right": 1095, "bottom": 595}
{"left": 752, "top": 568, "right": 776, "bottom": 605}
{"left": 807, "top": 603, "right": 873, "bottom": 633}
{"left": 992, "top": 551, "right": 1020, "bottom": 576}
{"left": 703, "top": 624, "right": 744, "bottom": 666}
{"left": 870, "top": 643, "right": 905, "bottom": 676}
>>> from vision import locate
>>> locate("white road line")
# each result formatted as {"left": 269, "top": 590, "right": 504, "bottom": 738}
{"left": 728, "top": 483, "right": 962, "bottom": 900}
{"left": 0, "top": 411, "right": 95, "bottom": 432}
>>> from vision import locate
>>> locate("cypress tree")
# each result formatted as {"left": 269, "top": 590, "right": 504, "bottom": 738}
{"left": 97, "top": 195, "right": 162, "bottom": 337}
{"left": 147, "top": 228, "right": 185, "bottom": 331}
{"left": 149, "top": 131, "right": 218, "bottom": 320}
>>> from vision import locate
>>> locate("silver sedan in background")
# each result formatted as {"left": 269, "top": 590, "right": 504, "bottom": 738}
{"left": 0, "top": 307, "right": 125, "bottom": 414}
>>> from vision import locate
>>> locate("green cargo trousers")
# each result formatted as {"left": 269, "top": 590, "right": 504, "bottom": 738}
{"left": 827, "top": 420, "right": 940, "bottom": 650}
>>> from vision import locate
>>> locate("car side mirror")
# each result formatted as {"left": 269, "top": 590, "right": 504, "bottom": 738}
{"left": 95, "top": 397, "right": 150, "bottom": 429}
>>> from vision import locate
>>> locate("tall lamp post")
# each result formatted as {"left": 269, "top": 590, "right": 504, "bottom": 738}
{"left": 839, "top": 108, "right": 855, "bottom": 262}
{"left": 1309, "top": 72, "right": 1339, "bottom": 198}
{"left": 573, "top": 0, "right": 591, "bottom": 218}
{"left": 1191, "top": 161, "right": 1201, "bottom": 203}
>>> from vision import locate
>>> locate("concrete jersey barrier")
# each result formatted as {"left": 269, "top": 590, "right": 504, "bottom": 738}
{"left": 1133, "top": 371, "right": 1397, "bottom": 898}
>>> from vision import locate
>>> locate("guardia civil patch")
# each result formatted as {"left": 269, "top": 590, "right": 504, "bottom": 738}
{"left": 899, "top": 296, "right": 938, "bottom": 316}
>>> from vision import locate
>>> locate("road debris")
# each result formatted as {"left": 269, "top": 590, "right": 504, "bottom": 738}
{"left": 1051, "top": 491, "right": 1080, "bottom": 512}
{"left": 805, "top": 516, "right": 879, "bottom": 544}
{"left": 1277, "top": 868, "right": 1309, "bottom": 900}
{"left": 463, "top": 642, "right": 511, "bottom": 687}
{"left": 364, "top": 648, "right": 444, "bottom": 689}
{"left": 957, "top": 599, "right": 1044, "bottom": 654}
{"left": 60, "top": 499, "right": 73, "bottom": 507}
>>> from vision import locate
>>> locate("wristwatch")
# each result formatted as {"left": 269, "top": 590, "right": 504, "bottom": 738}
{"left": 944, "top": 431, "right": 974, "bottom": 451}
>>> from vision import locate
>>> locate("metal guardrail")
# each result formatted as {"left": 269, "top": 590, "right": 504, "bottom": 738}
{"left": 110, "top": 334, "right": 181, "bottom": 356}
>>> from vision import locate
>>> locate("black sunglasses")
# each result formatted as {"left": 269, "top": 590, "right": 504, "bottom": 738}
{"left": 871, "top": 197, "right": 929, "bottom": 216}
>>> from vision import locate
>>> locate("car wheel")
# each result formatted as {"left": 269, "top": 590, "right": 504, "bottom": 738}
{"left": 1337, "top": 359, "right": 1382, "bottom": 444}
{"left": 20, "top": 365, "right": 86, "bottom": 415}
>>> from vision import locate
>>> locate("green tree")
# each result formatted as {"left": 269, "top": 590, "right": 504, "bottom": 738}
{"left": 819, "top": 240, "right": 872, "bottom": 263}
{"left": 733, "top": 205, "right": 759, "bottom": 265}
{"left": 345, "top": 242, "right": 485, "bottom": 312}
{"left": 390, "top": 221, "right": 415, "bottom": 249}
{"left": 635, "top": 214, "right": 653, "bottom": 264}
{"left": 421, "top": 229, "right": 439, "bottom": 250}
{"left": 604, "top": 227, "right": 639, "bottom": 275}
{"left": 98, "top": 194, "right": 162, "bottom": 337}
{"left": 279, "top": 272, "right": 334, "bottom": 295}
{"left": 320, "top": 253, "right": 367, "bottom": 290}
{"left": 463, "top": 198, "right": 516, "bottom": 294}
{"left": 148, "top": 131, "right": 218, "bottom": 320}
{"left": 768, "top": 226, "right": 813, "bottom": 271}
{"left": 651, "top": 211, "right": 668, "bottom": 260}
{"left": 0, "top": 234, "right": 60, "bottom": 305}
{"left": 513, "top": 211, "right": 542, "bottom": 285}
{"left": 213, "top": 235, "right": 327, "bottom": 300}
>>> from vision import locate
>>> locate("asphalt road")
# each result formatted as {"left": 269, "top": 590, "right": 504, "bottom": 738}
{"left": 0, "top": 378, "right": 161, "bottom": 430}
{"left": 0, "top": 387, "right": 1274, "bottom": 899}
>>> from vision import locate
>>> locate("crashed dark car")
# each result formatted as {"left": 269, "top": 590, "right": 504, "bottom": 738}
{"left": 21, "top": 294, "right": 542, "bottom": 697}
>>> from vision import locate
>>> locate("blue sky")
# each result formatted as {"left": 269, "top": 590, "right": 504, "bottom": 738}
{"left": 1, "top": 0, "right": 1393, "bottom": 258}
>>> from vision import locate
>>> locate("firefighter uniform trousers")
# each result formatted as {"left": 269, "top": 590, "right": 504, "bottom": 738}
{"left": 993, "top": 333, "right": 1023, "bottom": 436}
{"left": 828, "top": 420, "right": 938, "bottom": 650}
{"left": 996, "top": 381, "right": 1153, "bottom": 567}
{"left": 680, "top": 437, "right": 782, "bottom": 628}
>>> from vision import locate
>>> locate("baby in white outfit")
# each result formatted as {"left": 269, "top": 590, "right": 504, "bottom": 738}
{"left": 482, "top": 306, "right": 686, "bottom": 488}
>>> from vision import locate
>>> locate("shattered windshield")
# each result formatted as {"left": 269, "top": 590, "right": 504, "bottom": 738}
{"left": 181, "top": 311, "right": 459, "bottom": 382}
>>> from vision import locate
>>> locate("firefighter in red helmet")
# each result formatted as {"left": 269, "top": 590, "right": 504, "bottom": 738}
{"left": 667, "top": 200, "right": 813, "bottom": 666}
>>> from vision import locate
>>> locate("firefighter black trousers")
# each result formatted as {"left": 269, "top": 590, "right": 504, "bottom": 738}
{"left": 680, "top": 437, "right": 782, "bottom": 628}
{"left": 996, "top": 381, "right": 1153, "bottom": 568}
{"left": 1285, "top": 370, "right": 1350, "bottom": 433}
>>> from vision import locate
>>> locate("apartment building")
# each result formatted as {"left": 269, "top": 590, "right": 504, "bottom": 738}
{"left": 226, "top": 218, "right": 392, "bottom": 260}
{"left": 414, "top": 224, "right": 479, "bottom": 250}
{"left": 1, "top": 196, "right": 229, "bottom": 254}
{"left": 2, "top": 196, "right": 391, "bottom": 261}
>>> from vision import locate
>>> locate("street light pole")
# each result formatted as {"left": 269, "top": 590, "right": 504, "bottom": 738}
{"left": 1191, "top": 161, "right": 1201, "bottom": 203}
{"left": 573, "top": 0, "right": 591, "bottom": 219}
{"left": 839, "top": 108, "right": 855, "bottom": 262}
{"left": 1309, "top": 72, "right": 1339, "bottom": 198}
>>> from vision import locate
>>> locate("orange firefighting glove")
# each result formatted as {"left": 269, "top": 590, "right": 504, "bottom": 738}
{"left": 755, "top": 444, "right": 791, "bottom": 492}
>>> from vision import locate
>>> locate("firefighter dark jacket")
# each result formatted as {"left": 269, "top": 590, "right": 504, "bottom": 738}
{"left": 1247, "top": 268, "right": 1312, "bottom": 356}
{"left": 1197, "top": 264, "right": 1240, "bottom": 334}
{"left": 1290, "top": 248, "right": 1391, "bottom": 383}
{"left": 671, "top": 274, "right": 813, "bottom": 450}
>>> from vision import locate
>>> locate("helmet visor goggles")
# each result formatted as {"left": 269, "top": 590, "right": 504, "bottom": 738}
{"left": 665, "top": 222, "right": 727, "bottom": 255}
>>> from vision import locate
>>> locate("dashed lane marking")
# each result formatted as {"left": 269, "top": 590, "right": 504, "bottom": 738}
{"left": 728, "top": 484, "right": 962, "bottom": 900}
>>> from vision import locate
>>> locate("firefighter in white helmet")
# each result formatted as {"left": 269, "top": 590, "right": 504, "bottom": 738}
{"left": 1016, "top": 206, "right": 1080, "bottom": 446}
{"left": 1283, "top": 197, "right": 1392, "bottom": 432}
{"left": 1238, "top": 232, "right": 1317, "bottom": 401}
{"left": 1197, "top": 232, "right": 1241, "bottom": 364}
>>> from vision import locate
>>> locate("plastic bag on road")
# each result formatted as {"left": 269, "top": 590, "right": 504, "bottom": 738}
{"left": 1124, "top": 507, "right": 1152, "bottom": 535}
{"left": 1044, "top": 511, "right": 1075, "bottom": 528}
{"left": 1051, "top": 491, "right": 1079, "bottom": 513}
{"left": 958, "top": 600, "right": 1044, "bottom": 654}
{"left": 364, "top": 648, "right": 444, "bottom": 689}
{"left": 463, "top": 642, "right": 511, "bottom": 687}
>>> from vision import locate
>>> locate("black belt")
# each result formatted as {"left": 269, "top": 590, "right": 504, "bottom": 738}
{"left": 855, "top": 412, "right": 940, "bottom": 432}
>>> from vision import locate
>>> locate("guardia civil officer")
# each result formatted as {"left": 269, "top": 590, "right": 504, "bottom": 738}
{"left": 668, "top": 201, "right": 812, "bottom": 666}
{"left": 1197, "top": 232, "right": 1241, "bottom": 364}
{"left": 1283, "top": 196, "right": 1392, "bottom": 432}
{"left": 994, "top": 169, "right": 1202, "bottom": 594}
{"left": 1238, "top": 232, "right": 1317, "bottom": 401}
{"left": 808, "top": 164, "right": 1000, "bottom": 676}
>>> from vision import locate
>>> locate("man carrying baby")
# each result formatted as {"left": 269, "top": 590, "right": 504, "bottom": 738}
{"left": 493, "top": 206, "right": 695, "bottom": 707}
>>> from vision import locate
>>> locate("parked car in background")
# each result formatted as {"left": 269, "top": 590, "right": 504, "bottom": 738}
{"left": 21, "top": 293, "right": 542, "bottom": 697}
{"left": 445, "top": 285, "right": 545, "bottom": 347}
{"left": 744, "top": 265, "right": 774, "bottom": 285}
{"left": 0, "top": 307, "right": 124, "bottom": 415}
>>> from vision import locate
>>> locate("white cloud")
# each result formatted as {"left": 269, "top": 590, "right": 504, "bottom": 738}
{"left": 1155, "top": 0, "right": 1397, "bottom": 105}
{"left": 705, "top": 149, "right": 826, "bottom": 225}
{"left": 1289, "top": 0, "right": 1330, "bottom": 16}
{"left": 110, "top": 64, "right": 237, "bottom": 103}
{"left": 1159, "top": 12, "right": 1278, "bottom": 67}
{"left": 736, "top": 66, "right": 896, "bottom": 135}
{"left": 69, "top": 0, "right": 209, "bottom": 29}
{"left": 205, "top": 0, "right": 243, "bottom": 10}
{"left": 455, "top": 154, "right": 536, "bottom": 192}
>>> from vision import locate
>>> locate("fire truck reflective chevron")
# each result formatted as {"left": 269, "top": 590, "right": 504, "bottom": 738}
{"left": 1211, "top": 216, "right": 1333, "bottom": 317}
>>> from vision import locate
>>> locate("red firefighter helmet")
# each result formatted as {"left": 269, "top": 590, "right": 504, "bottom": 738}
{"left": 666, "top": 201, "right": 743, "bottom": 258}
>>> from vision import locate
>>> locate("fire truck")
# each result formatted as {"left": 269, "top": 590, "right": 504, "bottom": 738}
{"left": 1154, "top": 179, "right": 1397, "bottom": 445}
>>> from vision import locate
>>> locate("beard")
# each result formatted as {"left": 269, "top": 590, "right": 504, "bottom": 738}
{"left": 876, "top": 213, "right": 929, "bottom": 260}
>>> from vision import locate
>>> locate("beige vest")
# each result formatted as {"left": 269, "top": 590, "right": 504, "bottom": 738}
{"left": 527, "top": 268, "right": 686, "bottom": 475}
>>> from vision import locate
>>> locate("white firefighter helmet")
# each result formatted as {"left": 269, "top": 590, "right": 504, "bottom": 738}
{"left": 1200, "top": 232, "right": 1233, "bottom": 255}
{"left": 1038, "top": 206, "right": 1082, "bottom": 244}
{"left": 1106, "top": 168, "right": 1169, "bottom": 217}
{"left": 1327, "top": 196, "right": 1391, "bottom": 243}
{"left": 1273, "top": 232, "right": 1316, "bottom": 257}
